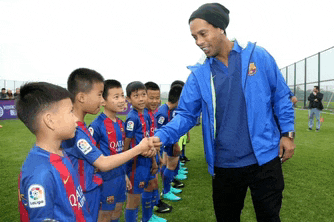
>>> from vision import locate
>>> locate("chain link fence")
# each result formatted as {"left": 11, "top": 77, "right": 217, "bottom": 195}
{"left": 280, "top": 46, "right": 334, "bottom": 111}
{"left": 3, "top": 46, "right": 334, "bottom": 112}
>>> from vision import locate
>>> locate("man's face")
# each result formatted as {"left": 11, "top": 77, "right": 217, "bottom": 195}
{"left": 146, "top": 90, "right": 160, "bottom": 111}
{"left": 190, "top": 18, "right": 224, "bottom": 58}
{"left": 313, "top": 87, "right": 319, "bottom": 93}
{"left": 1, "top": 89, "right": 5, "bottom": 94}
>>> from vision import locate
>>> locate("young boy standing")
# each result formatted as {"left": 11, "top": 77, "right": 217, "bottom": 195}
{"left": 89, "top": 80, "right": 130, "bottom": 222}
{"left": 62, "top": 69, "right": 156, "bottom": 221}
{"left": 155, "top": 84, "right": 184, "bottom": 201}
{"left": 124, "top": 81, "right": 166, "bottom": 222}
{"left": 17, "top": 82, "right": 93, "bottom": 221}
{"left": 144, "top": 82, "right": 172, "bottom": 216}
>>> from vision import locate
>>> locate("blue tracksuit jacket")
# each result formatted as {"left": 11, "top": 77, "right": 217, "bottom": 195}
{"left": 155, "top": 42, "right": 294, "bottom": 175}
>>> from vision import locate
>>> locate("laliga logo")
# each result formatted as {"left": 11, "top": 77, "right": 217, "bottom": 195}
{"left": 30, "top": 187, "right": 43, "bottom": 200}
{"left": 0, "top": 107, "right": 3, "bottom": 117}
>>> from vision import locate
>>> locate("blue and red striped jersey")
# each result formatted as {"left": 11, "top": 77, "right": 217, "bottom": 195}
{"left": 155, "top": 104, "right": 175, "bottom": 129}
{"left": 62, "top": 121, "right": 103, "bottom": 192}
{"left": 155, "top": 104, "right": 176, "bottom": 151}
{"left": 89, "top": 113, "right": 126, "bottom": 181}
{"left": 146, "top": 108, "right": 157, "bottom": 137}
{"left": 18, "top": 146, "right": 93, "bottom": 222}
{"left": 125, "top": 108, "right": 152, "bottom": 167}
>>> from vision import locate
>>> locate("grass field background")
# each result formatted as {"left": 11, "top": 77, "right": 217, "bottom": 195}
{"left": 0, "top": 109, "right": 333, "bottom": 221}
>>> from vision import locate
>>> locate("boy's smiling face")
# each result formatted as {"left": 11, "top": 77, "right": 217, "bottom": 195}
{"left": 103, "top": 87, "right": 125, "bottom": 113}
{"left": 127, "top": 89, "right": 147, "bottom": 112}
{"left": 146, "top": 89, "right": 160, "bottom": 111}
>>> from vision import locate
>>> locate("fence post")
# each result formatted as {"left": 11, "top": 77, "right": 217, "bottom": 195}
{"left": 304, "top": 58, "right": 307, "bottom": 108}
{"left": 318, "top": 52, "right": 321, "bottom": 90}
{"left": 294, "top": 63, "right": 296, "bottom": 95}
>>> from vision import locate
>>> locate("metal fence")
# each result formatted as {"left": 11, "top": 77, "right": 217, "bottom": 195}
{"left": 0, "top": 80, "right": 172, "bottom": 100}
{"left": 3, "top": 48, "right": 334, "bottom": 111}
{"left": 280, "top": 46, "right": 334, "bottom": 110}
{"left": 0, "top": 79, "right": 27, "bottom": 91}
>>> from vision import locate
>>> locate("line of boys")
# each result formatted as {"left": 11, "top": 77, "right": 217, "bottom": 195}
{"left": 18, "top": 68, "right": 189, "bottom": 222}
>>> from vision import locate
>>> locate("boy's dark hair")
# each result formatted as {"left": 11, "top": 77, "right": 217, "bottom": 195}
{"left": 171, "top": 80, "right": 185, "bottom": 88}
{"left": 144, "top": 82, "right": 160, "bottom": 91}
{"left": 1, "top": 88, "right": 5, "bottom": 91}
{"left": 103, "top": 79, "right": 122, "bottom": 100}
{"left": 168, "top": 84, "right": 183, "bottom": 103}
{"left": 67, "top": 68, "right": 104, "bottom": 98}
{"left": 16, "top": 82, "right": 73, "bottom": 134}
{"left": 126, "top": 81, "right": 146, "bottom": 97}
{"left": 314, "top": 86, "right": 320, "bottom": 91}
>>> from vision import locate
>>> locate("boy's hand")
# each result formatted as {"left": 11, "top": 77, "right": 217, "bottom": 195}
{"left": 187, "top": 134, "right": 191, "bottom": 143}
{"left": 125, "top": 175, "right": 132, "bottom": 191}
{"left": 138, "top": 138, "right": 153, "bottom": 157}
{"left": 150, "top": 137, "right": 162, "bottom": 152}
{"left": 139, "top": 138, "right": 156, "bottom": 158}
{"left": 173, "top": 143, "right": 181, "bottom": 156}
{"left": 150, "top": 157, "right": 159, "bottom": 175}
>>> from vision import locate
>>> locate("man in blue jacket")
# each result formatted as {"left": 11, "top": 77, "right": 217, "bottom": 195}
{"left": 154, "top": 3, "right": 296, "bottom": 222}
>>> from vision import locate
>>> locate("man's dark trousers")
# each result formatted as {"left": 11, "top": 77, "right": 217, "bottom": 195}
{"left": 212, "top": 157, "right": 284, "bottom": 222}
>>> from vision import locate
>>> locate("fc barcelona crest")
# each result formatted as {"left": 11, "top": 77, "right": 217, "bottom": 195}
{"left": 139, "top": 181, "right": 145, "bottom": 188}
{"left": 107, "top": 196, "right": 114, "bottom": 204}
{"left": 248, "top": 62, "right": 257, "bottom": 76}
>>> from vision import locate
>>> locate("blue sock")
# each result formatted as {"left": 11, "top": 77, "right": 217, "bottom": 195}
{"left": 142, "top": 191, "right": 153, "bottom": 222}
{"left": 125, "top": 208, "right": 138, "bottom": 222}
{"left": 163, "top": 168, "right": 174, "bottom": 194}
{"left": 174, "top": 163, "right": 180, "bottom": 176}
{"left": 160, "top": 165, "right": 167, "bottom": 191}
{"left": 160, "top": 165, "right": 166, "bottom": 177}
{"left": 181, "top": 147, "right": 185, "bottom": 158}
{"left": 111, "top": 220, "right": 120, "bottom": 222}
{"left": 152, "top": 189, "right": 160, "bottom": 208}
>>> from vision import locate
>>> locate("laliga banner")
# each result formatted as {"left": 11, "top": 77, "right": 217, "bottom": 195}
{"left": 0, "top": 100, "right": 18, "bottom": 120}
{"left": 118, "top": 102, "right": 132, "bottom": 115}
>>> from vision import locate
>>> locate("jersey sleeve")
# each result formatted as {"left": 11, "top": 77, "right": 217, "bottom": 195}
{"left": 155, "top": 113, "right": 167, "bottom": 129}
{"left": 20, "top": 168, "right": 56, "bottom": 221}
{"left": 89, "top": 120, "right": 102, "bottom": 145}
{"left": 74, "top": 130, "right": 103, "bottom": 164}
{"left": 125, "top": 115, "right": 137, "bottom": 139}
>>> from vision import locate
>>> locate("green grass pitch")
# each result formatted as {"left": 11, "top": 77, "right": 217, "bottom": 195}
{"left": 0, "top": 109, "right": 333, "bottom": 221}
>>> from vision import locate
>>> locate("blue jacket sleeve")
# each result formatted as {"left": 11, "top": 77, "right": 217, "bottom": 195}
{"left": 155, "top": 73, "right": 202, "bottom": 147}
{"left": 266, "top": 53, "right": 295, "bottom": 133}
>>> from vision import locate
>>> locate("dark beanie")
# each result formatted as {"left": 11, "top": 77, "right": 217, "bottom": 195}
{"left": 189, "top": 3, "right": 230, "bottom": 30}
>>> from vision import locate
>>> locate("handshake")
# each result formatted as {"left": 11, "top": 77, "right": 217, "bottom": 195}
{"left": 137, "top": 137, "right": 161, "bottom": 158}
